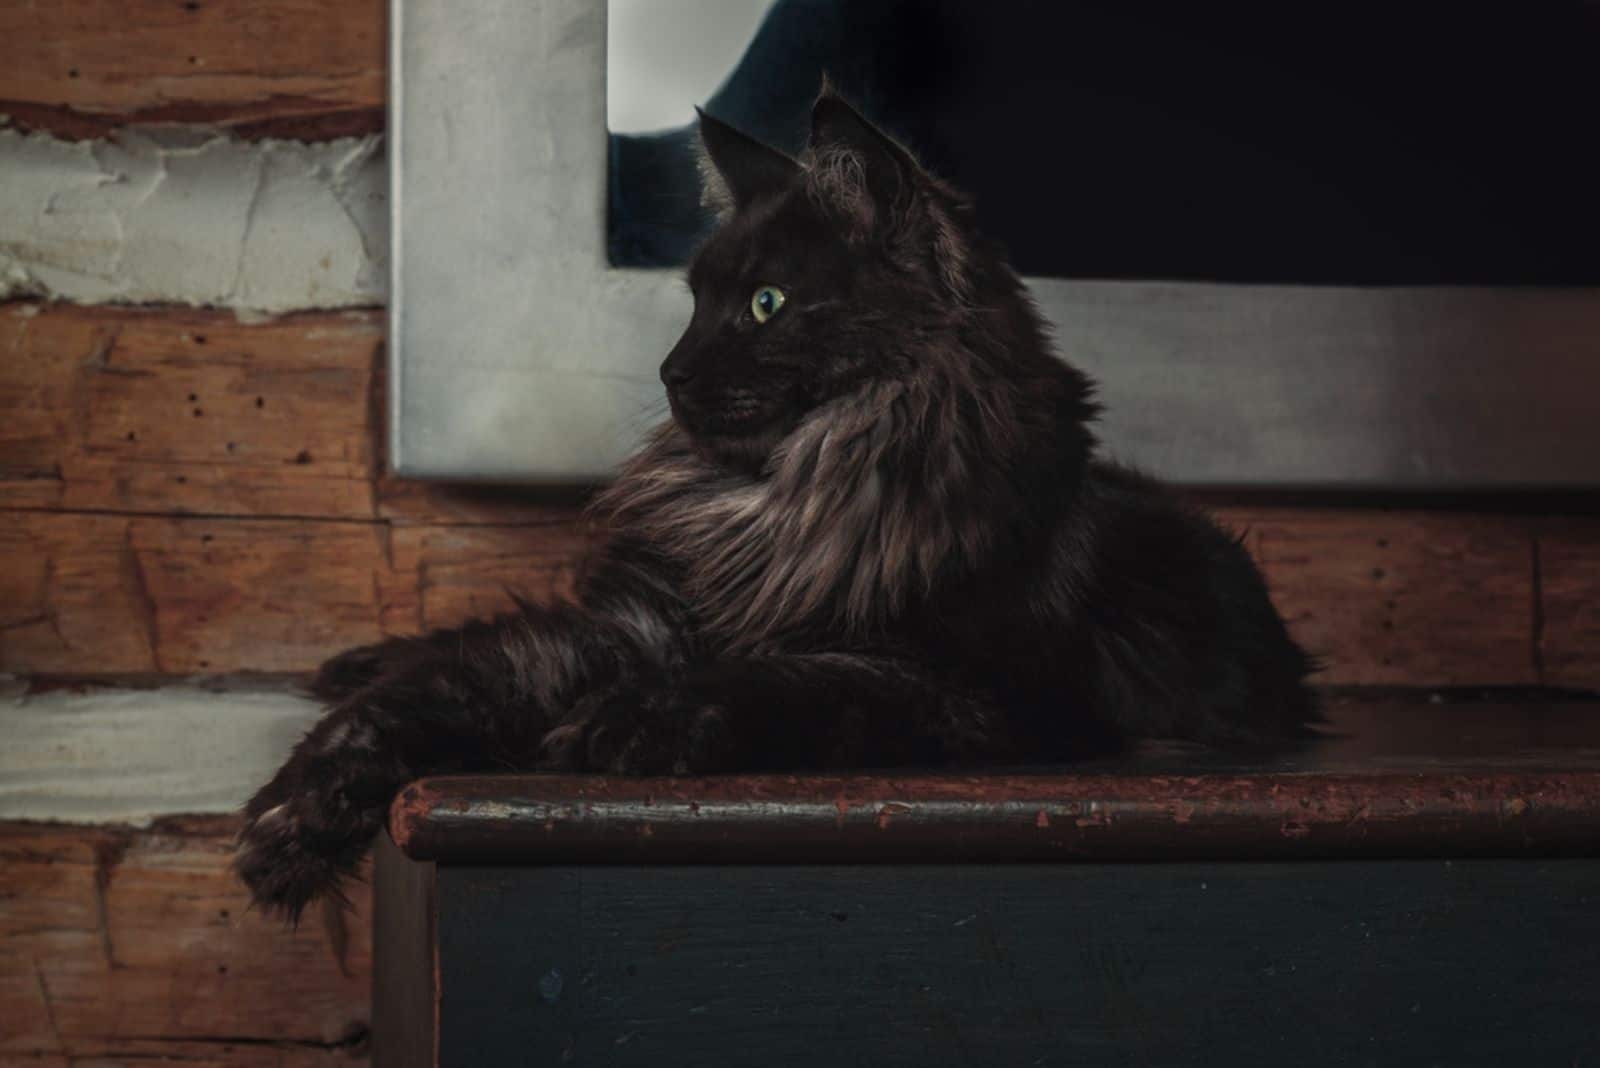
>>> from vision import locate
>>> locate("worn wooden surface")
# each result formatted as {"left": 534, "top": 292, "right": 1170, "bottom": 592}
{"left": 414, "top": 859, "right": 1600, "bottom": 1067}
{"left": 0, "top": 0, "right": 386, "bottom": 138}
{"left": 0, "top": 305, "right": 383, "bottom": 519}
{"left": 0, "top": 503, "right": 1564, "bottom": 682}
{"left": 0, "top": 511, "right": 585, "bottom": 675}
{"left": 0, "top": 303, "right": 579, "bottom": 524}
{"left": 1540, "top": 518, "right": 1600, "bottom": 690}
{"left": 398, "top": 767, "right": 1600, "bottom": 865}
{"left": 390, "top": 699, "right": 1600, "bottom": 865}
{"left": 1227, "top": 507, "right": 1541, "bottom": 686}
{"left": 0, "top": 817, "right": 370, "bottom": 1065}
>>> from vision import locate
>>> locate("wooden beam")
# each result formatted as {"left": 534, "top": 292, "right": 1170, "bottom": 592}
{"left": 0, "top": 304, "right": 382, "bottom": 519}
{"left": 1538, "top": 518, "right": 1600, "bottom": 690}
{"left": 0, "top": 302, "right": 592, "bottom": 527}
{"left": 0, "top": 0, "right": 385, "bottom": 139}
{"left": 0, "top": 511, "right": 583, "bottom": 675}
{"left": 0, "top": 303, "right": 1565, "bottom": 687}
{"left": 0, "top": 503, "right": 1539, "bottom": 686}
{"left": 1221, "top": 508, "right": 1539, "bottom": 687}
{"left": 0, "top": 818, "right": 370, "bottom": 1063}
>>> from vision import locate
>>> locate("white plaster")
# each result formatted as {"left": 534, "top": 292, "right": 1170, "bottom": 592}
{"left": 0, "top": 679, "right": 321, "bottom": 825}
{"left": 0, "top": 125, "right": 387, "bottom": 313}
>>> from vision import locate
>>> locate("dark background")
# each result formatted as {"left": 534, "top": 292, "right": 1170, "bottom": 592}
{"left": 610, "top": 0, "right": 1600, "bottom": 284}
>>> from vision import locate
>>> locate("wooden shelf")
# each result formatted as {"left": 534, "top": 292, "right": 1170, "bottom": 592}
{"left": 389, "top": 698, "right": 1600, "bottom": 865}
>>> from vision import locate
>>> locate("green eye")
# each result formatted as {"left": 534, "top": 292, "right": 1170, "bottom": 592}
{"left": 750, "top": 285, "right": 786, "bottom": 324}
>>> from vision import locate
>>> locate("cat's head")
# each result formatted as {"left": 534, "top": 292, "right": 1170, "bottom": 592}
{"left": 662, "top": 88, "right": 1023, "bottom": 473}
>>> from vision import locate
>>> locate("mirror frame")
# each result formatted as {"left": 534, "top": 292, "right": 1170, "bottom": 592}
{"left": 390, "top": 0, "right": 1600, "bottom": 487}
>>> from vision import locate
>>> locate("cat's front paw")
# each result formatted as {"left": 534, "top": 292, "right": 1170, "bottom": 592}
{"left": 540, "top": 685, "right": 740, "bottom": 775}
{"left": 234, "top": 760, "right": 384, "bottom": 922}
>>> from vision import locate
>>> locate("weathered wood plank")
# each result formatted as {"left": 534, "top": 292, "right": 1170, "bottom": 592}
{"left": 1538, "top": 518, "right": 1600, "bottom": 691}
{"left": 0, "top": 819, "right": 370, "bottom": 1063}
{"left": 0, "top": 303, "right": 382, "bottom": 519}
{"left": 0, "top": 511, "right": 580, "bottom": 676}
{"left": 0, "top": 504, "right": 1536, "bottom": 685}
{"left": 0, "top": 0, "right": 385, "bottom": 138}
{"left": 383, "top": 522, "right": 585, "bottom": 635}
{"left": 1220, "top": 507, "right": 1537, "bottom": 686}
{"left": 0, "top": 302, "right": 586, "bottom": 526}
{"left": 0, "top": 512, "right": 379, "bottom": 674}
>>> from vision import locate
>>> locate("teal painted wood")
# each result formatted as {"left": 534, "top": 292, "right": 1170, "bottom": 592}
{"left": 420, "top": 860, "right": 1599, "bottom": 1067}
{"left": 373, "top": 701, "right": 1600, "bottom": 1065}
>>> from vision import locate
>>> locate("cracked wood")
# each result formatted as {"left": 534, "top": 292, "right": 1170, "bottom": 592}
{"left": 1538, "top": 517, "right": 1600, "bottom": 690}
{"left": 0, "top": 818, "right": 370, "bottom": 1063}
{"left": 0, "top": 303, "right": 584, "bottom": 524}
{"left": 0, "top": 0, "right": 386, "bottom": 140}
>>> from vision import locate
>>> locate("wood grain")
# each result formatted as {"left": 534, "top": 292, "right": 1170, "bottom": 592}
{"left": 0, "top": 302, "right": 590, "bottom": 526}
{"left": 1221, "top": 507, "right": 1538, "bottom": 686}
{"left": 0, "top": 505, "right": 1544, "bottom": 685}
{"left": 0, "top": 304, "right": 381, "bottom": 519}
{"left": 0, "top": 0, "right": 385, "bottom": 139}
{"left": 0, "top": 818, "right": 370, "bottom": 1064}
{"left": 1538, "top": 518, "right": 1600, "bottom": 690}
{"left": 0, "top": 511, "right": 580, "bottom": 675}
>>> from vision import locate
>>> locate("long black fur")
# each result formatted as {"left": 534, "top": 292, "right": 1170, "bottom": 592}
{"left": 236, "top": 88, "right": 1317, "bottom": 919}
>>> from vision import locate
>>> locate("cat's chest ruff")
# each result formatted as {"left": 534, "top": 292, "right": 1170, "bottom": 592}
{"left": 654, "top": 475, "right": 883, "bottom": 645}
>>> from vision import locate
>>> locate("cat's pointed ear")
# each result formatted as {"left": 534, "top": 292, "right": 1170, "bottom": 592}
{"left": 807, "top": 86, "right": 974, "bottom": 300}
{"left": 806, "top": 89, "right": 922, "bottom": 227}
{"left": 696, "top": 109, "right": 801, "bottom": 216}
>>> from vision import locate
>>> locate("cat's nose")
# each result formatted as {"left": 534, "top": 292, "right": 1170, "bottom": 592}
{"left": 660, "top": 359, "right": 695, "bottom": 388}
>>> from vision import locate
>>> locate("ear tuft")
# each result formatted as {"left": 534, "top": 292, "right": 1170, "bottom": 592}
{"left": 804, "top": 83, "right": 974, "bottom": 300}
{"left": 806, "top": 89, "right": 920, "bottom": 225}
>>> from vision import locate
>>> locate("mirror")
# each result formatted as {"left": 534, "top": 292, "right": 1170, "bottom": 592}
{"left": 608, "top": 0, "right": 1600, "bottom": 284}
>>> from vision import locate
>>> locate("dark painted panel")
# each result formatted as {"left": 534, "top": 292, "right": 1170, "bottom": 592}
{"left": 432, "top": 860, "right": 1600, "bottom": 1066}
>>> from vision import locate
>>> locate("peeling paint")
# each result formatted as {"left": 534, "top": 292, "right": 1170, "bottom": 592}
{"left": 390, "top": 767, "right": 1600, "bottom": 865}
{"left": 875, "top": 802, "right": 912, "bottom": 830}
{"left": 0, "top": 124, "right": 386, "bottom": 313}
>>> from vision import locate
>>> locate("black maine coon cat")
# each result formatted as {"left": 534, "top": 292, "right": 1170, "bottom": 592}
{"left": 237, "top": 89, "right": 1317, "bottom": 918}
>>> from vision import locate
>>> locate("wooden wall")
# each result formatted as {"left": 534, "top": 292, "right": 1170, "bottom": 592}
{"left": 3, "top": 302, "right": 1594, "bottom": 690}
{"left": 0, "top": 4, "right": 1595, "bottom": 1064}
